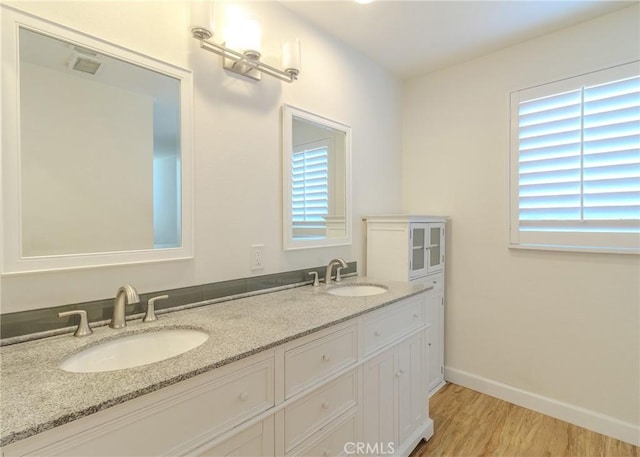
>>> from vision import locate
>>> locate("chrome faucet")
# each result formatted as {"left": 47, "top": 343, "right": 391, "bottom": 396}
{"left": 109, "top": 284, "right": 140, "bottom": 329}
{"left": 325, "top": 258, "right": 347, "bottom": 285}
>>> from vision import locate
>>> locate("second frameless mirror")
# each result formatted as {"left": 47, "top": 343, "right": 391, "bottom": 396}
{"left": 282, "top": 105, "right": 352, "bottom": 250}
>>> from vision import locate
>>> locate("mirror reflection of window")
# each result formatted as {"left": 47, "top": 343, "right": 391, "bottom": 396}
{"left": 290, "top": 114, "right": 347, "bottom": 240}
{"left": 283, "top": 105, "right": 351, "bottom": 250}
{"left": 292, "top": 139, "right": 329, "bottom": 240}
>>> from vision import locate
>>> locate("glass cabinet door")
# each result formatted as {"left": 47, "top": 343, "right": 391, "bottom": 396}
{"left": 427, "top": 223, "right": 445, "bottom": 273}
{"left": 410, "top": 223, "right": 428, "bottom": 278}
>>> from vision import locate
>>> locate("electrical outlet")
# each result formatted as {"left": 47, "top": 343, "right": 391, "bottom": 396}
{"left": 250, "top": 244, "right": 265, "bottom": 271}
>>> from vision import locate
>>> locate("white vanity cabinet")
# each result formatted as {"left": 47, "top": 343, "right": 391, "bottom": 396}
{"left": 364, "top": 215, "right": 447, "bottom": 396}
{"left": 2, "top": 293, "right": 433, "bottom": 457}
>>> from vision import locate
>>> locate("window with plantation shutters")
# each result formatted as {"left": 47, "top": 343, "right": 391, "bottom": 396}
{"left": 291, "top": 139, "right": 329, "bottom": 239}
{"left": 509, "top": 61, "right": 640, "bottom": 253}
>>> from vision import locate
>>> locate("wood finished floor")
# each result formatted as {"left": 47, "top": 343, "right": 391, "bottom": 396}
{"left": 410, "top": 383, "right": 639, "bottom": 457}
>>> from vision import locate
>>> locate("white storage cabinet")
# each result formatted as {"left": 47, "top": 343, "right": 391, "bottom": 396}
{"left": 364, "top": 215, "right": 447, "bottom": 395}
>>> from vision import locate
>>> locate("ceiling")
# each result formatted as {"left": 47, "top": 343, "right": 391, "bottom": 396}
{"left": 280, "top": 0, "right": 637, "bottom": 79}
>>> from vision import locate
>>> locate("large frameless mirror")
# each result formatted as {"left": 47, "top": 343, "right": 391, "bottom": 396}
{"left": 282, "top": 105, "right": 352, "bottom": 250}
{"left": 1, "top": 7, "right": 193, "bottom": 273}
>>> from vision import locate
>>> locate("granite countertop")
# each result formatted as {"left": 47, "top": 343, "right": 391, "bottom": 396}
{"left": 0, "top": 277, "right": 429, "bottom": 447}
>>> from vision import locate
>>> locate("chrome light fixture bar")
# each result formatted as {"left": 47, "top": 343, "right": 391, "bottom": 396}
{"left": 192, "top": 27, "right": 299, "bottom": 83}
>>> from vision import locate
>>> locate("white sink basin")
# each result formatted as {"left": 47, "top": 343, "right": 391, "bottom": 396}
{"left": 59, "top": 329, "right": 209, "bottom": 373}
{"left": 328, "top": 284, "right": 388, "bottom": 297}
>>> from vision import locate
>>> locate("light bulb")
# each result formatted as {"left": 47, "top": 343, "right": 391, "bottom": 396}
{"left": 282, "top": 39, "right": 301, "bottom": 73}
{"left": 190, "top": 1, "right": 215, "bottom": 34}
{"left": 226, "top": 16, "right": 261, "bottom": 54}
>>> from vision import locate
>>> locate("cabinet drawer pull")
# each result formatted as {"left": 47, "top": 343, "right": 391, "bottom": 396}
{"left": 323, "top": 450, "right": 331, "bottom": 457}
{"left": 322, "top": 354, "right": 330, "bottom": 362}
{"left": 321, "top": 400, "right": 330, "bottom": 409}
{"left": 413, "top": 313, "right": 419, "bottom": 318}
{"left": 238, "top": 392, "right": 249, "bottom": 401}
{"left": 395, "top": 369, "right": 405, "bottom": 378}
{"left": 374, "top": 330, "right": 381, "bottom": 337}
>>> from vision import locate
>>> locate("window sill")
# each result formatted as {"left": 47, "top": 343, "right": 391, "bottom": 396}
{"left": 508, "top": 243, "right": 639, "bottom": 255}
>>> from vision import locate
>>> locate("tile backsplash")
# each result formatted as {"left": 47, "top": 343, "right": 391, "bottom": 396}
{"left": 0, "top": 262, "right": 356, "bottom": 343}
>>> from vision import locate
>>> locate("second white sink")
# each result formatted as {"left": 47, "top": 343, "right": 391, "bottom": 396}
{"left": 59, "top": 329, "right": 209, "bottom": 373}
{"left": 328, "top": 284, "right": 388, "bottom": 297}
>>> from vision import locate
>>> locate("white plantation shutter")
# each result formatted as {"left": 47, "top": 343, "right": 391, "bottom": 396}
{"left": 510, "top": 62, "right": 640, "bottom": 253}
{"left": 291, "top": 140, "right": 329, "bottom": 239}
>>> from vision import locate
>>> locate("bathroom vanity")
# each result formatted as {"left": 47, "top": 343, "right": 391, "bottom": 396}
{"left": 0, "top": 278, "right": 434, "bottom": 456}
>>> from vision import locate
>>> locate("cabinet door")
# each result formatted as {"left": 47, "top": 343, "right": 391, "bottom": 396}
{"left": 426, "top": 288, "right": 444, "bottom": 394}
{"left": 362, "top": 347, "right": 396, "bottom": 446}
{"left": 396, "top": 332, "right": 426, "bottom": 447}
{"left": 409, "top": 223, "right": 429, "bottom": 279}
{"left": 196, "top": 416, "right": 275, "bottom": 457}
{"left": 426, "top": 223, "right": 445, "bottom": 274}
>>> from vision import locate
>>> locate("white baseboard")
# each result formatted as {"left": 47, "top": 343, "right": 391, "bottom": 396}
{"left": 445, "top": 367, "right": 640, "bottom": 447}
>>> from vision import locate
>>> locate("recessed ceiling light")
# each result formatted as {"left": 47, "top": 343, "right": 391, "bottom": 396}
{"left": 355, "top": 0, "right": 374, "bottom": 4}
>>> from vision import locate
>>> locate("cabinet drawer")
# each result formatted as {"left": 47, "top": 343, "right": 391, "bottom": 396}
{"left": 287, "top": 409, "right": 357, "bottom": 457}
{"left": 285, "top": 325, "right": 357, "bottom": 399}
{"left": 363, "top": 296, "right": 425, "bottom": 356}
{"left": 426, "top": 274, "right": 444, "bottom": 291}
{"left": 284, "top": 370, "right": 358, "bottom": 452}
{"left": 195, "top": 416, "right": 275, "bottom": 457}
{"left": 200, "top": 360, "right": 275, "bottom": 434}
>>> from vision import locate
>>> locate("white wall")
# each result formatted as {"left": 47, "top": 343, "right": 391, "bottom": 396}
{"left": 402, "top": 5, "right": 640, "bottom": 443}
{"left": 0, "top": 1, "right": 402, "bottom": 312}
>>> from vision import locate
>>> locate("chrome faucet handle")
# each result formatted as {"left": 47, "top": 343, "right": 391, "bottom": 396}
{"left": 58, "top": 310, "right": 93, "bottom": 337}
{"left": 335, "top": 267, "right": 343, "bottom": 282}
{"left": 144, "top": 295, "right": 168, "bottom": 323}
{"left": 308, "top": 271, "right": 320, "bottom": 287}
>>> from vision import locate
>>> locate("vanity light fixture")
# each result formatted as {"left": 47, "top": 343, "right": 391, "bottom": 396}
{"left": 191, "top": 25, "right": 300, "bottom": 83}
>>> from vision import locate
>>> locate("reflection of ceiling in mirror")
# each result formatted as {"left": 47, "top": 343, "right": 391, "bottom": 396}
{"left": 19, "top": 28, "right": 180, "bottom": 138}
